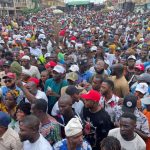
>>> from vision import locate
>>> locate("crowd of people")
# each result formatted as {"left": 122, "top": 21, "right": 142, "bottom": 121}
{"left": 0, "top": 7, "right": 150, "bottom": 150}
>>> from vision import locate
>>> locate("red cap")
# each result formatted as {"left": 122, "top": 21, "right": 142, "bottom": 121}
{"left": 86, "top": 41, "right": 92, "bottom": 46}
{"left": 28, "top": 77, "right": 39, "bottom": 86}
{"left": 3, "top": 72, "right": 16, "bottom": 79}
{"left": 80, "top": 90, "right": 101, "bottom": 102}
{"left": 45, "top": 61, "right": 57, "bottom": 69}
{"left": 135, "top": 64, "right": 145, "bottom": 71}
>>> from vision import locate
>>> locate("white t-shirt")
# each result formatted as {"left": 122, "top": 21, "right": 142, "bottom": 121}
{"left": 108, "top": 128, "right": 146, "bottom": 150}
{"left": 23, "top": 134, "right": 52, "bottom": 150}
{"left": 51, "top": 100, "right": 84, "bottom": 116}
{"left": 25, "top": 90, "right": 48, "bottom": 103}
{"left": 22, "top": 66, "right": 41, "bottom": 79}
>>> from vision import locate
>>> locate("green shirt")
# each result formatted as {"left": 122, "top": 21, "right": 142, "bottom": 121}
{"left": 45, "top": 78, "right": 68, "bottom": 113}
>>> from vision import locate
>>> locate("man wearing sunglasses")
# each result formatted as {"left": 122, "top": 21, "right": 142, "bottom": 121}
{"left": 0, "top": 72, "right": 24, "bottom": 104}
{"left": 0, "top": 60, "right": 11, "bottom": 86}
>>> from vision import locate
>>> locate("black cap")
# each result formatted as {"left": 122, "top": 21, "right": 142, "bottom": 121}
{"left": 3, "top": 60, "right": 11, "bottom": 66}
{"left": 122, "top": 94, "right": 137, "bottom": 112}
{"left": 66, "top": 85, "right": 82, "bottom": 96}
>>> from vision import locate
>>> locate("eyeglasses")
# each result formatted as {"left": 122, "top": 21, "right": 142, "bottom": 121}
{"left": 4, "top": 79, "right": 12, "bottom": 83}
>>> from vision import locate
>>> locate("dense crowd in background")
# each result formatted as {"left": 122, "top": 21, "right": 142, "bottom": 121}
{"left": 0, "top": 7, "right": 150, "bottom": 150}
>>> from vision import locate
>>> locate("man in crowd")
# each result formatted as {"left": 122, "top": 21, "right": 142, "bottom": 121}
{"left": 45, "top": 65, "right": 68, "bottom": 114}
{"left": 21, "top": 55, "right": 41, "bottom": 79}
{"left": 19, "top": 115, "right": 52, "bottom": 150}
{"left": 0, "top": 111, "right": 22, "bottom": 150}
{"left": 108, "top": 113, "right": 146, "bottom": 150}
{"left": 100, "top": 79, "right": 119, "bottom": 122}
{"left": 81, "top": 89, "right": 113, "bottom": 150}
{"left": 31, "top": 99, "right": 61, "bottom": 144}
{"left": 111, "top": 64, "right": 129, "bottom": 98}
{"left": 114, "top": 94, "right": 150, "bottom": 140}
{"left": 53, "top": 117, "right": 92, "bottom": 150}
{"left": 52, "top": 85, "right": 84, "bottom": 117}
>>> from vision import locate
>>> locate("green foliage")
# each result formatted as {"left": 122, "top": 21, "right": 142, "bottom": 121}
{"left": 22, "top": 7, "right": 41, "bottom": 15}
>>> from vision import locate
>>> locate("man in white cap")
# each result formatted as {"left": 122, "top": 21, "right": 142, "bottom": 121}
{"left": 45, "top": 65, "right": 68, "bottom": 114}
{"left": 21, "top": 55, "right": 40, "bottom": 79}
{"left": 53, "top": 117, "right": 92, "bottom": 150}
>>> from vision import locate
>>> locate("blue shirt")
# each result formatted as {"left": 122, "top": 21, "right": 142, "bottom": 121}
{"left": 77, "top": 71, "right": 93, "bottom": 83}
{"left": 53, "top": 139, "right": 92, "bottom": 150}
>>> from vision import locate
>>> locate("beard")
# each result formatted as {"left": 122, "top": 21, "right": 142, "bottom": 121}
{"left": 95, "top": 68, "right": 104, "bottom": 74}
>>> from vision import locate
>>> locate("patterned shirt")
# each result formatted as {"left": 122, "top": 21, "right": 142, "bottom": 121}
{"left": 40, "top": 119, "right": 61, "bottom": 145}
{"left": 114, "top": 106, "right": 150, "bottom": 136}
{"left": 100, "top": 94, "right": 119, "bottom": 122}
{"left": 53, "top": 139, "right": 92, "bottom": 150}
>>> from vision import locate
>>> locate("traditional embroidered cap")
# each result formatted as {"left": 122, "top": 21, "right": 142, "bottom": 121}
{"left": 21, "top": 55, "right": 30, "bottom": 60}
{"left": 65, "top": 117, "right": 83, "bottom": 137}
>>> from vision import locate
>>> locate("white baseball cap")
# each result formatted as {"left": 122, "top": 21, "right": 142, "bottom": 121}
{"left": 128, "top": 55, "right": 136, "bottom": 60}
{"left": 90, "top": 46, "right": 97, "bottom": 52}
{"left": 69, "top": 64, "right": 79, "bottom": 72}
{"left": 53, "top": 65, "right": 65, "bottom": 74}
{"left": 135, "top": 83, "right": 148, "bottom": 94}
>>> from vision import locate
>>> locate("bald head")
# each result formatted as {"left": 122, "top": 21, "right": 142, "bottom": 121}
{"left": 21, "top": 115, "right": 40, "bottom": 131}
{"left": 58, "top": 94, "right": 73, "bottom": 105}
{"left": 112, "top": 64, "right": 124, "bottom": 75}
{"left": 58, "top": 94, "right": 73, "bottom": 115}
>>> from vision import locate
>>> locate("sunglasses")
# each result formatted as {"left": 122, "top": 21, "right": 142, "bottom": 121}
{"left": 4, "top": 79, "right": 12, "bottom": 83}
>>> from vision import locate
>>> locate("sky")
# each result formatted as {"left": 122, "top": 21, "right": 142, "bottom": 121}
{"left": 64, "top": 0, "right": 105, "bottom": 4}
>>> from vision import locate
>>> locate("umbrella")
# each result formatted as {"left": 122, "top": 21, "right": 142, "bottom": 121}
{"left": 53, "top": 9, "right": 63, "bottom": 14}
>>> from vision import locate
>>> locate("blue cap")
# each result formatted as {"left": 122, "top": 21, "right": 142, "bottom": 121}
{"left": 0, "top": 111, "right": 11, "bottom": 127}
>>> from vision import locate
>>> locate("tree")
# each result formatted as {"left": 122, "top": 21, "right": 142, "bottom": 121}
{"left": 32, "top": 0, "right": 40, "bottom": 9}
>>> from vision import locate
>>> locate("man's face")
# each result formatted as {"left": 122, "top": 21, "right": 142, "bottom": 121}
{"left": 92, "top": 77, "right": 101, "bottom": 91}
{"left": 141, "top": 50, "right": 148, "bottom": 59}
{"left": 134, "top": 91, "right": 144, "bottom": 99}
{"left": 25, "top": 82, "right": 37, "bottom": 94}
{"left": 3, "top": 65, "right": 10, "bottom": 74}
{"left": 41, "top": 72, "right": 49, "bottom": 82}
{"left": 83, "top": 99, "right": 94, "bottom": 109}
{"left": 52, "top": 70, "right": 62, "bottom": 81}
{"left": 100, "top": 82, "right": 109, "bottom": 96}
{"left": 19, "top": 122, "right": 33, "bottom": 142}
{"left": 31, "top": 104, "right": 40, "bottom": 117}
{"left": 21, "top": 59, "right": 29, "bottom": 67}
{"left": 67, "top": 131, "right": 83, "bottom": 147}
{"left": 120, "top": 117, "right": 135, "bottom": 140}
{"left": 127, "top": 59, "right": 135, "bottom": 67}
{"left": 58, "top": 100, "right": 72, "bottom": 115}
{"left": 4, "top": 77, "right": 15, "bottom": 88}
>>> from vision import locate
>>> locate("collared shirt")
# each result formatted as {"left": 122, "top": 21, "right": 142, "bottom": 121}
{"left": 114, "top": 106, "right": 150, "bottom": 136}
{"left": 0, "top": 127, "right": 22, "bottom": 150}
{"left": 53, "top": 139, "right": 92, "bottom": 150}
{"left": 100, "top": 94, "right": 119, "bottom": 122}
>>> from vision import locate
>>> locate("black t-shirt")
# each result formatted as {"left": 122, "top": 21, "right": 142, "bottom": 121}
{"left": 83, "top": 107, "right": 114, "bottom": 150}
